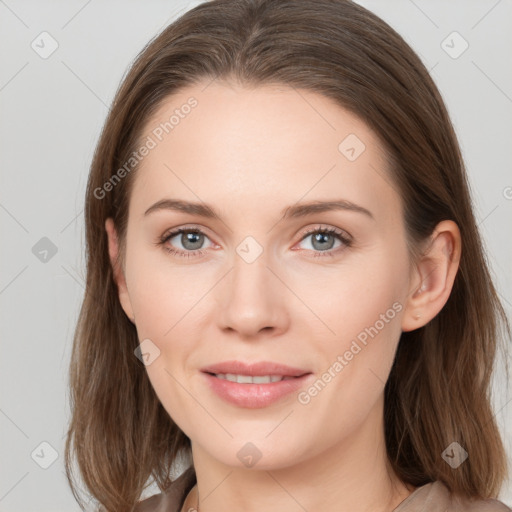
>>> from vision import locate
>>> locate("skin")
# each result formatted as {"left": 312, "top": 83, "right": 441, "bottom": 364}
{"left": 105, "top": 81, "right": 461, "bottom": 512}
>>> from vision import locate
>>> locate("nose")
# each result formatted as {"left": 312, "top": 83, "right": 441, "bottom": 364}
{"left": 216, "top": 243, "right": 289, "bottom": 338}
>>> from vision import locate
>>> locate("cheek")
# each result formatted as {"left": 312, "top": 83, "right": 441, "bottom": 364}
{"left": 307, "top": 297, "right": 404, "bottom": 436}
{"left": 295, "top": 251, "right": 407, "bottom": 342}
{"left": 125, "top": 246, "right": 209, "bottom": 339}
{"left": 124, "top": 247, "right": 210, "bottom": 396}
{"left": 310, "top": 246, "right": 408, "bottom": 397}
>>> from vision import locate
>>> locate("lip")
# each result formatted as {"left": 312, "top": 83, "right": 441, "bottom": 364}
{"left": 200, "top": 360, "right": 310, "bottom": 377}
{"left": 200, "top": 360, "right": 313, "bottom": 409}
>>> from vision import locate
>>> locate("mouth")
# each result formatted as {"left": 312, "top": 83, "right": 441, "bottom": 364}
{"left": 206, "top": 373, "right": 299, "bottom": 384}
{"left": 200, "top": 360, "right": 310, "bottom": 378}
{"left": 200, "top": 361, "right": 313, "bottom": 408}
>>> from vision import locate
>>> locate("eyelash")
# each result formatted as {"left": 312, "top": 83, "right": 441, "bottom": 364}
{"left": 156, "top": 224, "right": 352, "bottom": 260}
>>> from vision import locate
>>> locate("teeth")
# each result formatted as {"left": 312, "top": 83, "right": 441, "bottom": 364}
{"left": 214, "top": 373, "right": 295, "bottom": 383}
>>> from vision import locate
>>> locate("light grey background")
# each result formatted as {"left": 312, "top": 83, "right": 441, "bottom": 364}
{"left": 0, "top": 1, "right": 511, "bottom": 510}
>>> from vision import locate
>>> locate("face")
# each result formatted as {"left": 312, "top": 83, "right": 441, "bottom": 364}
{"left": 108, "top": 81, "right": 417, "bottom": 470}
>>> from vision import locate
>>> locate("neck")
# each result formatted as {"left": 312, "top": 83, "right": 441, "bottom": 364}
{"left": 187, "top": 396, "right": 414, "bottom": 512}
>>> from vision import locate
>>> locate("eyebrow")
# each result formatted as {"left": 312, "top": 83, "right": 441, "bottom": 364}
{"left": 143, "top": 198, "right": 374, "bottom": 221}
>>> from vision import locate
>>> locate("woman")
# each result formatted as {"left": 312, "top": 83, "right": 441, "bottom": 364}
{"left": 64, "top": 1, "right": 511, "bottom": 511}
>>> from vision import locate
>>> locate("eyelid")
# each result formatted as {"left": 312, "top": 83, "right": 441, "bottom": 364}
{"left": 157, "top": 224, "right": 217, "bottom": 254}
{"left": 160, "top": 223, "right": 214, "bottom": 241}
{"left": 292, "top": 224, "right": 352, "bottom": 257}
{"left": 159, "top": 223, "right": 352, "bottom": 243}
{"left": 298, "top": 225, "right": 352, "bottom": 244}
{"left": 157, "top": 223, "right": 353, "bottom": 258}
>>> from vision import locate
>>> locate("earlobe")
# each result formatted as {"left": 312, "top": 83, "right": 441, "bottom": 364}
{"left": 105, "top": 218, "right": 136, "bottom": 324}
{"left": 401, "top": 220, "right": 461, "bottom": 332}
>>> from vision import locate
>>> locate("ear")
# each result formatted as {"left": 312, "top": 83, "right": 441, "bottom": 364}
{"left": 105, "top": 218, "right": 135, "bottom": 324}
{"left": 401, "top": 220, "right": 461, "bottom": 332}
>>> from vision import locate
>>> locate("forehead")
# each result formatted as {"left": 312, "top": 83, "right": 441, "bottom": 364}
{"left": 129, "top": 80, "right": 398, "bottom": 224}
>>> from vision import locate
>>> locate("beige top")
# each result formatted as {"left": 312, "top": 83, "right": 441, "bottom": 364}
{"left": 132, "top": 466, "right": 512, "bottom": 512}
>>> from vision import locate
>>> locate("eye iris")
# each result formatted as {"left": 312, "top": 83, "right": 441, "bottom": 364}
{"left": 312, "top": 232, "right": 335, "bottom": 251}
{"left": 167, "top": 228, "right": 344, "bottom": 254}
{"left": 182, "top": 231, "right": 203, "bottom": 250}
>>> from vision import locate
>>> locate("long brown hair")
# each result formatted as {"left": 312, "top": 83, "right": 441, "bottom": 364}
{"left": 64, "top": 1, "right": 510, "bottom": 510}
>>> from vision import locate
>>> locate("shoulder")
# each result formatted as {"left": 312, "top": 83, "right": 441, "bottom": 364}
{"left": 132, "top": 466, "right": 197, "bottom": 512}
{"left": 452, "top": 491, "right": 512, "bottom": 512}
{"left": 395, "top": 481, "right": 511, "bottom": 512}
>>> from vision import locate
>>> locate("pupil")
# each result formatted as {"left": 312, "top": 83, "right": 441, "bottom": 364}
{"left": 313, "top": 233, "right": 333, "bottom": 251}
{"left": 184, "top": 231, "right": 202, "bottom": 249}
